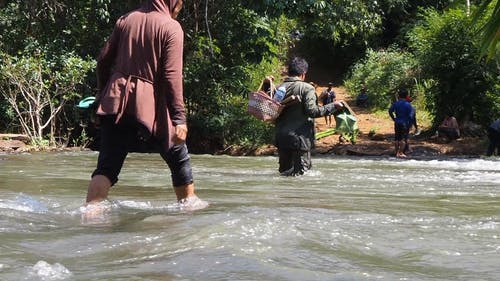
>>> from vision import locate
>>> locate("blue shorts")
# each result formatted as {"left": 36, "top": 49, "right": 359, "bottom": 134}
{"left": 92, "top": 115, "right": 193, "bottom": 187}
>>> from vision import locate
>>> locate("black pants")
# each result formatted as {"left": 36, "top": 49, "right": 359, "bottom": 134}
{"left": 486, "top": 127, "right": 500, "bottom": 156}
{"left": 278, "top": 149, "right": 312, "bottom": 176}
{"left": 92, "top": 115, "right": 193, "bottom": 187}
{"left": 438, "top": 127, "right": 459, "bottom": 140}
{"left": 394, "top": 123, "right": 408, "bottom": 141}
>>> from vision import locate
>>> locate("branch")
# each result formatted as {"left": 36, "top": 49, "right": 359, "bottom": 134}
{"left": 40, "top": 101, "right": 65, "bottom": 130}
{"left": 205, "top": 0, "right": 215, "bottom": 57}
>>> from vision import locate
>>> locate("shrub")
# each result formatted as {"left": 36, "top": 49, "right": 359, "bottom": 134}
{"left": 344, "top": 47, "right": 418, "bottom": 109}
{"left": 407, "top": 7, "right": 500, "bottom": 126}
{"left": 0, "top": 51, "right": 95, "bottom": 145}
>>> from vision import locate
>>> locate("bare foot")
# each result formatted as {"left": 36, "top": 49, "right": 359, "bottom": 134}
{"left": 396, "top": 153, "right": 407, "bottom": 158}
{"left": 178, "top": 196, "right": 209, "bottom": 211}
{"left": 80, "top": 201, "right": 112, "bottom": 225}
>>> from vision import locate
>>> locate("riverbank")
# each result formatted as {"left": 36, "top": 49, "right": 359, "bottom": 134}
{"left": 221, "top": 85, "right": 489, "bottom": 158}
{"left": 0, "top": 85, "right": 490, "bottom": 157}
{"left": 0, "top": 134, "right": 88, "bottom": 153}
{"left": 313, "top": 85, "right": 488, "bottom": 158}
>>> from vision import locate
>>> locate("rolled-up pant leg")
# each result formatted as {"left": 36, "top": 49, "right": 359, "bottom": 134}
{"left": 160, "top": 143, "right": 194, "bottom": 187}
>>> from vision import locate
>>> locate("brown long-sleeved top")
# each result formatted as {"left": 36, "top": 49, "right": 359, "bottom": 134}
{"left": 96, "top": 0, "right": 184, "bottom": 149}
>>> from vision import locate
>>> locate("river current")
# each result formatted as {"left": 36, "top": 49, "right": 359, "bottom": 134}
{"left": 0, "top": 152, "right": 498, "bottom": 281}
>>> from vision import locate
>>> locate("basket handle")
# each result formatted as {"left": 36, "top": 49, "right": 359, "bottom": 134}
{"left": 257, "top": 76, "right": 276, "bottom": 99}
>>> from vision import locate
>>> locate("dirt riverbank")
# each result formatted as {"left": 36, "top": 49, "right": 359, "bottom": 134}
{"left": 227, "top": 85, "right": 488, "bottom": 158}
{"left": 0, "top": 85, "right": 489, "bottom": 157}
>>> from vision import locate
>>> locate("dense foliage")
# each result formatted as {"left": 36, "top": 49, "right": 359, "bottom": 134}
{"left": 0, "top": 0, "right": 499, "bottom": 151}
{"left": 408, "top": 7, "right": 500, "bottom": 126}
{"left": 0, "top": 0, "right": 111, "bottom": 145}
{"left": 179, "top": 2, "right": 292, "bottom": 151}
{"left": 473, "top": 0, "right": 500, "bottom": 58}
{"left": 345, "top": 4, "right": 500, "bottom": 130}
{"left": 0, "top": 51, "right": 95, "bottom": 145}
{"left": 344, "top": 48, "right": 418, "bottom": 108}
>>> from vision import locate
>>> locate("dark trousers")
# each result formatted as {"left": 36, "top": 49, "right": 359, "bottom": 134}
{"left": 438, "top": 127, "right": 459, "bottom": 140}
{"left": 486, "top": 127, "right": 500, "bottom": 156}
{"left": 278, "top": 149, "right": 312, "bottom": 176}
{"left": 92, "top": 115, "right": 193, "bottom": 187}
{"left": 394, "top": 123, "right": 408, "bottom": 141}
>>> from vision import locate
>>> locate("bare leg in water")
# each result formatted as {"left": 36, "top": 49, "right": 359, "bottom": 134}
{"left": 86, "top": 175, "right": 112, "bottom": 204}
{"left": 85, "top": 176, "right": 206, "bottom": 213}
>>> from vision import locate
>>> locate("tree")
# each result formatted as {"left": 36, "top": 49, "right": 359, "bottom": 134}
{"left": 344, "top": 47, "right": 418, "bottom": 109}
{"left": 408, "top": 8, "right": 499, "bottom": 126}
{"left": 473, "top": 0, "right": 500, "bottom": 58}
{"left": 178, "top": 0, "right": 292, "bottom": 151}
{"left": 0, "top": 52, "right": 95, "bottom": 145}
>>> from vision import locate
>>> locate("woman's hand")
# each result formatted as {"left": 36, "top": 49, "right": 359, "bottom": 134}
{"left": 173, "top": 124, "right": 188, "bottom": 144}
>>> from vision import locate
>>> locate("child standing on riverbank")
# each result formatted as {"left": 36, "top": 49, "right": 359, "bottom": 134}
{"left": 389, "top": 88, "right": 413, "bottom": 158}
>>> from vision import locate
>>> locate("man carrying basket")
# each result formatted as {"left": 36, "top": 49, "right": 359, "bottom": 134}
{"left": 275, "top": 57, "right": 343, "bottom": 176}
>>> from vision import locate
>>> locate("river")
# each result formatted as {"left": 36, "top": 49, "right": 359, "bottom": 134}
{"left": 0, "top": 152, "right": 499, "bottom": 281}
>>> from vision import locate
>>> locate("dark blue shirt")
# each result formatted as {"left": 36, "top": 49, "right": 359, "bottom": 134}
{"left": 389, "top": 99, "right": 413, "bottom": 126}
{"left": 321, "top": 89, "right": 335, "bottom": 104}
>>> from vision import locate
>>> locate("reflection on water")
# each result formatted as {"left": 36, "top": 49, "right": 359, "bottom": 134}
{"left": 0, "top": 152, "right": 499, "bottom": 281}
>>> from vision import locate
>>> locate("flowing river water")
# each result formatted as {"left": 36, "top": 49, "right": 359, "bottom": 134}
{"left": 0, "top": 151, "right": 499, "bottom": 281}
